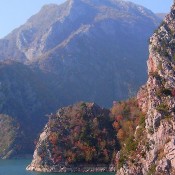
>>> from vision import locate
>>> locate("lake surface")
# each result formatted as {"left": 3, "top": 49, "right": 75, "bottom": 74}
{"left": 0, "top": 159, "right": 115, "bottom": 175}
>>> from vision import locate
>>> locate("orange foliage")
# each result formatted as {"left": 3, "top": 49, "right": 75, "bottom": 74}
{"left": 117, "top": 129, "right": 125, "bottom": 141}
{"left": 67, "top": 151, "right": 76, "bottom": 163}
{"left": 116, "top": 115, "right": 123, "bottom": 121}
{"left": 84, "top": 147, "right": 96, "bottom": 162}
{"left": 113, "top": 121, "right": 120, "bottom": 131}
{"left": 49, "top": 132, "right": 58, "bottom": 145}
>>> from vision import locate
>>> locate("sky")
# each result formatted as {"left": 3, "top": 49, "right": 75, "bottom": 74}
{"left": 0, "top": 0, "right": 173, "bottom": 38}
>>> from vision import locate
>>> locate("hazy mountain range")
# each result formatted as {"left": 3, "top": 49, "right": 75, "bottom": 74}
{"left": 0, "top": 0, "right": 162, "bottom": 157}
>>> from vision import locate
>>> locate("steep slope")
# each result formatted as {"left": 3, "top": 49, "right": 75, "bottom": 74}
{"left": 0, "top": 114, "right": 23, "bottom": 159}
{"left": 117, "top": 2, "right": 175, "bottom": 175}
{"left": 0, "top": 61, "right": 58, "bottom": 118}
{"left": 27, "top": 102, "right": 118, "bottom": 172}
{"left": 0, "top": 60, "right": 60, "bottom": 157}
{"left": 0, "top": 0, "right": 160, "bottom": 106}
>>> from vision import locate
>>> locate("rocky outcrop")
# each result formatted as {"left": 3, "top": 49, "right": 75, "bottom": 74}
{"left": 27, "top": 102, "right": 118, "bottom": 172}
{"left": 117, "top": 2, "right": 175, "bottom": 175}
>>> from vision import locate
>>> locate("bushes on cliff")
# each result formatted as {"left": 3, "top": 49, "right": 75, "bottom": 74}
{"left": 111, "top": 98, "right": 145, "bottom": 168}
{"left": 38, "top": 102, "right": 119, "bottom": 166}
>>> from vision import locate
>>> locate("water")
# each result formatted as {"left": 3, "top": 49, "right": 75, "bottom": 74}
{"left": 0, "top": 159, "right": 115, "bottom": 175}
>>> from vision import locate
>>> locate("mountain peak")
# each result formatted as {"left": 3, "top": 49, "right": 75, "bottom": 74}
{"left": 0, "top": 0, "right": 160, "bottom": 108}
{"left": 0, "top": 0, "right": 159, "bottom": 63}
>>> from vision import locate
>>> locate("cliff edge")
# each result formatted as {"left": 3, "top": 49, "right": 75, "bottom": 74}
{"left": 118, "top": 2, "right": 175, "bottom": 175}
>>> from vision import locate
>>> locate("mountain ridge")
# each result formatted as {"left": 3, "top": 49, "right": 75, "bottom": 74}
{"left": 0, "top": 0, "right": 161, "bottom": 107}
{"left": 0, "top": 0, "right": 160, "bottom": 62}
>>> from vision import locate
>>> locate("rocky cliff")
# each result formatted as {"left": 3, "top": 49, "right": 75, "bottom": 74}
{"left": 117, "top": 2, "right": 175, "bottom": 175}
{"left": 27, "top": 102, "right": 118, "bottom": 172}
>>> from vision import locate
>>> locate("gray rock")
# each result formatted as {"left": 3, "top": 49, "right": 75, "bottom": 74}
{"left": 117, "top": 2, "right": 175, "bottom": 175}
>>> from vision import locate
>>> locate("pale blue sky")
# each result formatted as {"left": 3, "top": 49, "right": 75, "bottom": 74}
{"left": 0, "top": 0, "right": 173, "bottom": 38}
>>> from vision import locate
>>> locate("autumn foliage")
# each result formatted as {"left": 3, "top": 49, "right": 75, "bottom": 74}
{"left": 38, "top": 102, "right": 119, "bottom": 165}
{"left": 110, "top": 98, "right": 146, "bottom": 168}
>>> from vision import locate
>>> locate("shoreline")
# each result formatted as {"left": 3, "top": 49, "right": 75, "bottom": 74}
{"left": 26, "top": 164, "right": 116, "bottom": 173}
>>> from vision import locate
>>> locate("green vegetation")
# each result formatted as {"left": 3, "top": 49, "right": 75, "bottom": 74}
{"left": 156, "top": 103, "right": 169, "bottom": 114}
{"left": 157, "top": 62, "right": 163, "bottom": 71}
{"left": 117, "top": 151, "right": 126, "bottom": 169}
{"left": 125, "top": 136, "right": 138, "bottom": 153}
{"left": 147, "top": 164, "right": 156, "bottom": 175}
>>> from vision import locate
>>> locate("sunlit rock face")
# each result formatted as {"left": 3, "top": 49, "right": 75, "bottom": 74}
{"left": 118, "top": 2, "right": 175, "bottom": 175}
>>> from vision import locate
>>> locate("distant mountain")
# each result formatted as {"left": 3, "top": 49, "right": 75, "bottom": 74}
{"left": 0, "top": 0, "right": 160, "bottom": 106}
{"left": 0, "top": 0, "right": 161, "bottom": 157}
{"left": 0, "top": 60, "right": 59, "bottom": 157}
{"left": 156, "top": 13, "right": 167, "bottom": 20}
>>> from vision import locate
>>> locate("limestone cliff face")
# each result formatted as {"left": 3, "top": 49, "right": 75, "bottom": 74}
{"left": 118, "top": 2, "right": 175, "bottom": 175}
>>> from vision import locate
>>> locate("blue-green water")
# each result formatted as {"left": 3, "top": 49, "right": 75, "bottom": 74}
{"left": 0, "top": 159, "right": 115, "bottom": 175}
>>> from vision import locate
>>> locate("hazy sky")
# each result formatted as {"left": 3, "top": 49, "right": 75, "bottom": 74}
{"left": 0, "top": 0, "right": 173, "bottom": 38}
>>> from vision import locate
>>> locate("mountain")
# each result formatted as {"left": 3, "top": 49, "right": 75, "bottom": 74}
{"left": 27, "top": 102, "right": 118, "bottom": 172}
{"left": 0, "top": 61, "right": 57, "bottom": 118}
{"left": 156, "top": 13, "right": 167, "bottom": 20}
{"left": 0, "top": 0, "right": 160, "bottom": 107}
{"left": 0, "top": 60, "right": 61, "bottom": 157}
{"left": 0, "top": 114, "right": 23, "bottom": 159}
{"left": 117, "top": 2, "right": 175, "bottom": 175}
{"left": 0, "top": 0, "right": 161, "bottom": 157}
